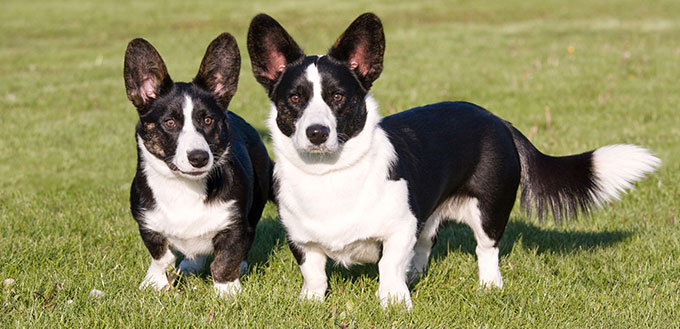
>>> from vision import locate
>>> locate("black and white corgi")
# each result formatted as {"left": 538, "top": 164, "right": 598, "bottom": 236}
{"left": 247, "top": 13, "right": 660, "bottom": 308}
{"left": 124, "top": 33, "right": 272, "bottom": 296}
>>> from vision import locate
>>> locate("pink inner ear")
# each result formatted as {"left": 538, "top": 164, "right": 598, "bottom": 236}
{"left": 139, "top": 78, "right": 157, "bottom": 103}
{"left": 263, "top": 48, "right": 287, "bottom": 80}
{"left": 349, "top": 45, "right": 369, "bottom": 76}
{"left": 213, "top": 73, "right": 226, "bottom": 96}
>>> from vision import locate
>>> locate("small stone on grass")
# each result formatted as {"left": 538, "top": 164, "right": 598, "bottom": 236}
{"left": 89, "top": 289, "right": 104, "bottom": 298}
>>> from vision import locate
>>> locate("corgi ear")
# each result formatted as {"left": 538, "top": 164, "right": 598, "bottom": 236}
{"left": 247, "top": 14, "right": 305, "bottom": 94}
{"left": 327, "top": 13, "right": 385, "bottom": 91}
{"left": 124, "top": 38, "right": 173, "bottom": 111}
{"left": 194, "top": 33, "right": 241, "bottom": 109}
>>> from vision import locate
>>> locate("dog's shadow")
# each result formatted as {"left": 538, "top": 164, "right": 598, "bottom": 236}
{"left": 430, "top": 219, "right": 633, "bottom": 260}
{"left": 304, "top": 218, "right": 633, "bottom": 282}
{"left": 170, "top": 214, "right": 284, "bottom": 286}
{"left": 174, "top": 217, "right": 633, "bottom": 287}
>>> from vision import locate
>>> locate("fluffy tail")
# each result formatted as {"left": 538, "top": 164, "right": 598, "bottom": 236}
{"left": 506, "top": 123, "right": 660, "bottom": 221}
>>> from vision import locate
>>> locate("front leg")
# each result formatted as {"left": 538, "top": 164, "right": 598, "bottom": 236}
{"left": 138, "top": 229, "right": 176, "bottom": 290}
{"left": 378, "top": 228, "right": 417, "bottom": 309}
{"left": 289, "top": 241, "right": 328, "bottom": 301}
{"left": 211, "top": 225, "right": 254, "bottom": 297}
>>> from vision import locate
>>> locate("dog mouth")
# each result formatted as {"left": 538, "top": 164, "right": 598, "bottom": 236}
{"left": 167, "top": 162, "right": 209, "bottom": 177}
{"left": 302, "top": 145, "right": 336, "bottom": 155}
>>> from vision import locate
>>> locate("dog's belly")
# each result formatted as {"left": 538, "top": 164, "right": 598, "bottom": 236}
{"left": 319, "top": 239, "right": 382, "bottom": 266}
{"left": 167, "top": 235, "right": 215, "bottom": 258}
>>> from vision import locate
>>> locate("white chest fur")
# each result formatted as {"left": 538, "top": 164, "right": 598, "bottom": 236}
{"left": 138, "top": 137, "right": 237, "bottom": 258}
{"left": 271, "top": 100, "right": 417, "bottom": 266}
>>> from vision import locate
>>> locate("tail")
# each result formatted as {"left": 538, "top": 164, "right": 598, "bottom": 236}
{"left": 505, "top": 123, "right": 660, "bottom": 221}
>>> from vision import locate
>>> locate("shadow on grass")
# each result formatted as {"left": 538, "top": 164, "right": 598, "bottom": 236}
{"left": 327, "top": 218, "right": 633, "bottom": 283}
{"left": 248, "top": 215, "right": 288, "bottom": 268}
{"left": 430, "top": 218, "right": 634, "bottom": 262}
{"left": 233, "top": 216, "right": 633, "bottom": 286}
{"left": 170, "top": 214, "right": 286, "bottom": 287}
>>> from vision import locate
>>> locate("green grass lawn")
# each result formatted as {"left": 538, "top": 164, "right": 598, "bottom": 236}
{"left": 2, "top": 0, "right": 679, "bottom": 327}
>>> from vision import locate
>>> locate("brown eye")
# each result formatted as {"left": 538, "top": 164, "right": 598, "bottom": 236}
{"left": 203, "top": 117, "right": 214, "bottom": 126}
{"left": 290, "top": 94, "right": 300, "bottom": 103}
{"left": 165, "top": 119, "right": 176, "bottom": 128}
{"left": 333, "top": 93, "right": 344, "bottom": 102}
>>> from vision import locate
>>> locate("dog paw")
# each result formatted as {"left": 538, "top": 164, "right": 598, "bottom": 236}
{"left": 479, "top": 275, "right": 503, "bottom": 289}
{"left": 139, "top": 275, "right": 171, "bottom": 291}
{"left": 377, "top": 284, "right": 412, "bottom": 310}
{"left": 299, "top": 287, "right": 325, "bottom": 302}
{"left": 214, "top": 280, "right": 241, "bottom": 297}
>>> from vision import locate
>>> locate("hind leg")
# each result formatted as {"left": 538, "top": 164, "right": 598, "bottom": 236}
{"left": 471, "top": 224, "right": 503, "bottom": 288}
{"left": 409, "top": 216, "right": 441, "bottom": 282}
{"left": 455, "top": 196, "right": 510, "bottom": 288}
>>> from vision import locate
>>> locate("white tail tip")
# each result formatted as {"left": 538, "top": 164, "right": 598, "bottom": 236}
{"left": 591, "top": 144, "right": 660, "bottom": 205}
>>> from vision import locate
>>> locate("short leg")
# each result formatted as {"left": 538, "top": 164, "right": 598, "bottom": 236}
{"left": 461, "top": 198, "right": 506, "bottom": 289}
{"left": 137, "top": 229, "right": 175, "bottom": 290}
{"left": 296, "top": 245, "right": 328, "bottom": 301}
{"left": 211, "top": 226, "right": 254, "bottom": 297}
{"left": 139, "top": 248, "right": 176, "bottom": 290}
{"left": 178, "top": 255, "right": 208, "bottom": 276}
{"left": 409, "top": 236, "right": 434, "bottom": 284}
{"left": 378, "top": 230, "right": 417, "bottom": 309}
{"left": 408, "top": 216, "right": 440, "bottom": 283}
{"left": 476, "top": 242, "right": 502, "bottom": 288}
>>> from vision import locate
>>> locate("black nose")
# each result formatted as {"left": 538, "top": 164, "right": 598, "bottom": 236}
{"left": 187, "top": 150, "right": 210, "bottom": 168}
{"left": 306, "top": 124, "right": 330, "bottom": 145}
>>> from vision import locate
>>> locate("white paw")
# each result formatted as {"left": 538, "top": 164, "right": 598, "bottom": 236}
{"left": 139, "top": 274, "right": 170, "bottom": 291}
{"left": 214, "top": 279, "right": 241, "bottom": 297}
{"left": 479, "top": 272, "right": 503, "bottom": 289}
{"left": 299, "top": 286, "right": 325, "bottom": 302}
{"left": 377, "top": 284, "right": 412, "bottom": 310}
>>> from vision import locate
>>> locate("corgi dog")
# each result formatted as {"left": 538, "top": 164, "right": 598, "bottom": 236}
{"left": 124, "top": 33, "right": 272, "bottom": 296}
{"left": 246, "top": 13, "right": 659, "bottom": 308}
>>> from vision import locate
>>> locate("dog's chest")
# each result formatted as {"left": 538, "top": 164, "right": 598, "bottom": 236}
{"left": 142, "top": 172, "right": 236, "bottom": 257}
{"left": 276, "top": 157, "right": 414, "bottom": 255}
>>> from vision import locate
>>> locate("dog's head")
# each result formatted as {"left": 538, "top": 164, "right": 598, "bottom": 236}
{"left": 124, "top": 33, "right": 240, "bottom": 179}
{"left": 247, "top": 13, "right": 385, "bottom": 157}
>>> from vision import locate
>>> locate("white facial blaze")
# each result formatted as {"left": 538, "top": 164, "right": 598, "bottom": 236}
{"left": 173, "top": 95, "right": 213, "bottom": 174}
{"left": 292, "top": 63, "right": 339, "bottom": 152}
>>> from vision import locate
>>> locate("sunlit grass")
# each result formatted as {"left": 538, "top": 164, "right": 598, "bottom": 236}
{"left": 1, "top": 0, "right": 678, "bottom": 327}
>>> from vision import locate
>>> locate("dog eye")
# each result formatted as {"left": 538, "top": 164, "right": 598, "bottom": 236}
{"left": 203, "top": 117, "right": 214, "bottom": 126}
{"left": 165, "top": 119, "right": 177, "bottom": 128}
{"left": 290, "top": 94, "right": 300, "bottom": 103}
{"left": 333, "top": 93, "right": 344, "bottom": 102}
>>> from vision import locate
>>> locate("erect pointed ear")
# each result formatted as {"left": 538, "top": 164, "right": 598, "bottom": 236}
{"left": 124, "top": 38, "right": 173, "bottom": 110}
{"left": 247, "top": 14, "right": 305, "bottom": 93}
{"left": 194, "top": 33, "right": 241, "bottom": 109}
{"left": 327, "top": 13, "right": 385, "bottom": 91}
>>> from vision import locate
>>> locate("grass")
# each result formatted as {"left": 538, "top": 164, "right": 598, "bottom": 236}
{"left": 1, "top": 0, "right": 679, "bottom": 327}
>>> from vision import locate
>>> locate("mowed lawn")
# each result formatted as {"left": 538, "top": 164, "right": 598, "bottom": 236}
{"left": 1, "top": 0, "right": 679, "bottom": 327}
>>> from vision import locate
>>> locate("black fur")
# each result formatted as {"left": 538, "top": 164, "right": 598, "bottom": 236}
{"left": 506, "top": 125, "right": 597, "bottom": 221}
{"left": 125, "top": 34, "right": 272, "bottom": 285}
